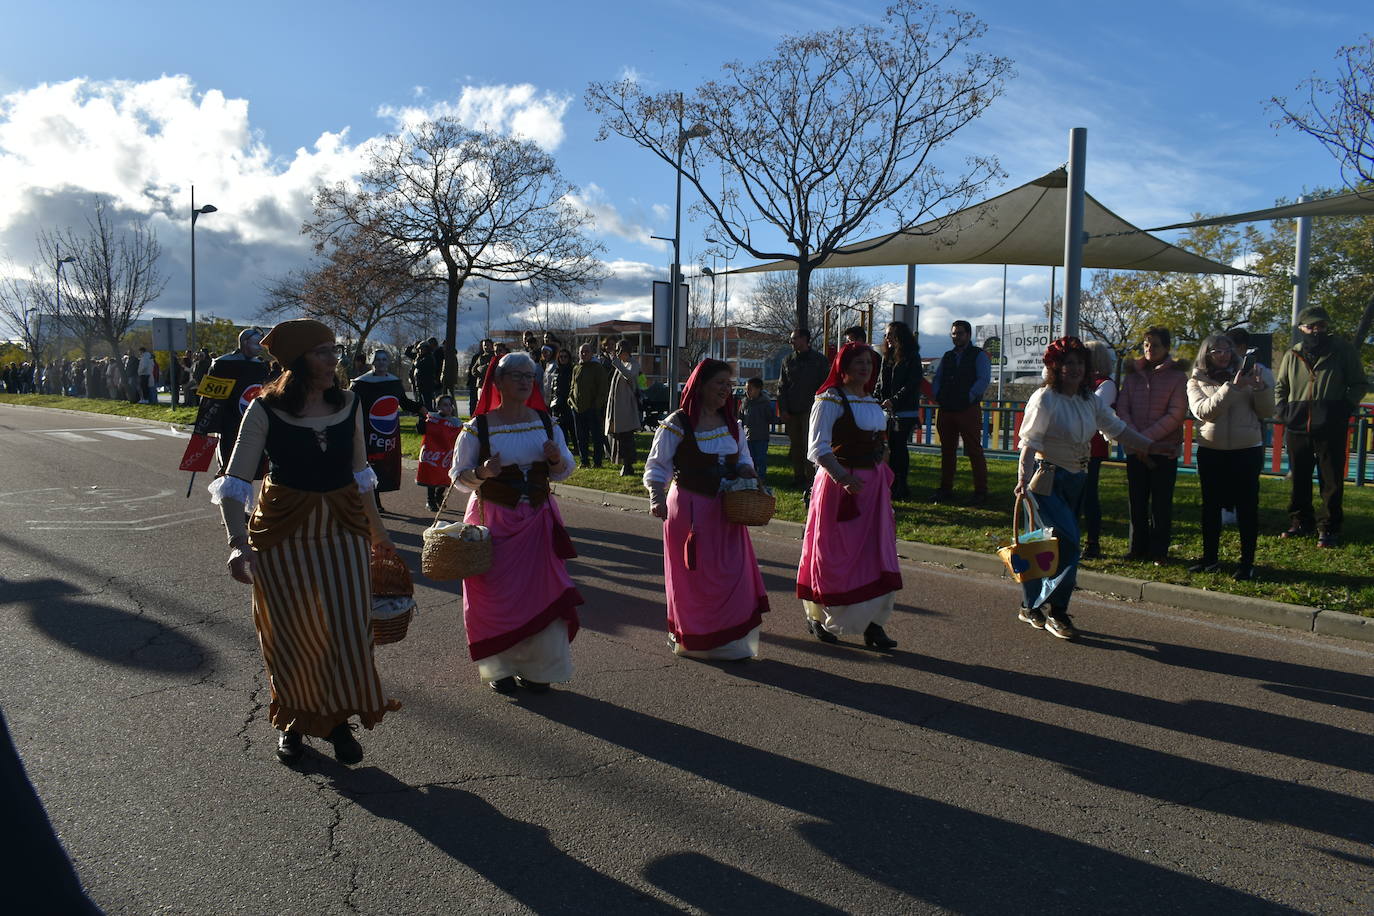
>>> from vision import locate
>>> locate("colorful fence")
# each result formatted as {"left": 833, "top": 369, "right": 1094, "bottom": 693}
{"left": 901, "top": 399, "right": 1374, "bottom": 485}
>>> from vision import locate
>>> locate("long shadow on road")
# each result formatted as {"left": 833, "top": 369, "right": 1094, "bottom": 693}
{"left": 725, "top": 653, "right": 1372, "bottom": 846}
{"left": 329, "top": 766, "right": 678, "bottom": 914}
{"left": 521, "top": 692, "right": 1295, "bottom": 914}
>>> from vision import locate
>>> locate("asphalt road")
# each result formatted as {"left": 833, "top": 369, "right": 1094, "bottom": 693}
{"left": 2, "top": 403, "right": 1372, "bottom": 915}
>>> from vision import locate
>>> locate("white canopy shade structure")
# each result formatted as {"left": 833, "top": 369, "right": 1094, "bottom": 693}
{"left": 734, "top": 167, "right": 1252, "bottom": 277}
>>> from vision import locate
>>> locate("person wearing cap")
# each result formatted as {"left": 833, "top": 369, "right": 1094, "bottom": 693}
{"left": 210, "top": 319, "right": 400, "bottom": 766}
{"left": 1274, "top": 306, "right": 1368, "bottom": 548}
{"left": 449, "top": 351, "right": 582, "bottom": 695}
{"left": 350, "top": 349, "right": 423, "bottom": 513}
{"left": 1015, "top": 338, "right": 1166, "bottom": 640}
{"left": 797, "top": 342, "right": 902, "bottom": 650}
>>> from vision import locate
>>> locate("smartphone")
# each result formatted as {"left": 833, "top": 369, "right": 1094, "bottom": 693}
{"left": 1239, "top": 348, "right": 1258, "bottom": 375}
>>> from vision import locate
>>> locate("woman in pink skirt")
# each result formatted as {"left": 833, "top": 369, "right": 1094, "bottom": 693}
{"left": 643, "top": 359, "right": 769, "bottom": 659}
{"left": 449, "top": 352, "right": 583, "bottom": 694}
{"left": 797, "top": 342, "right": 902, "bottom": 649}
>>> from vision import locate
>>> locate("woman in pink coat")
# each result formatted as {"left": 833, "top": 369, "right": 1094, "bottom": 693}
{"left": 1117, "top": 326, "right": 1188, "bottom": 565}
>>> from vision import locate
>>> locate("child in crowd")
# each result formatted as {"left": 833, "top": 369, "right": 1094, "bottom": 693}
{"left": 739, "top": 377, "right": 774, "bottom": 480}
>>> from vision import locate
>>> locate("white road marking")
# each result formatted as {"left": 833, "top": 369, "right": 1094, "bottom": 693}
{"left": 26, "top": 507, "right": 208, "bottom": 525}
{"left": 95, "top": 430, "right": 153, "bottom": 440}
{"left": 29, "top": 513, "right": 212, "bottom": 531}
{"left": 143, "top": 428, "right": 189, "bottom": 438}
{"left": 46, "top": 431, "right": 97, "bottom": 442}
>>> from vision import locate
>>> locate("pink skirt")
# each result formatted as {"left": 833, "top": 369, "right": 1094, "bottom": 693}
{"left": 797, "top": 465, "right": 902, "bottom": 606}
{"left": 663, "top": 487, "right": 769, "bottom": 651}
{"left": 462, "top": 495, "right": 582, "bottom": 661}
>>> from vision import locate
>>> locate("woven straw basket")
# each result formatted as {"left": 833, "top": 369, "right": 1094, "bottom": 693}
{"left": 421, "top": 489, "right": 492, "bottom": 580}
{"left": 723, "top": 487, "right": 776, "bottom": 526}
{"left": 370, "top": 549, "right": 416, "bottom": 645}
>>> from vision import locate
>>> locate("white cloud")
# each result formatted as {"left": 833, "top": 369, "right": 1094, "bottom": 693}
{"left": 376, "top": 83, "right": 570, "bottom": 151}
{"left": 567, "top": 184, "right": 668, "bottom": 251}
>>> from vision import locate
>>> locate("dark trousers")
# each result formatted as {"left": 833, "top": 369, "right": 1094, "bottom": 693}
{"left": 1197, "top": 446, "right": 1262, "bottom": 564}
{"left": 1081, "top": 456, "right": 1105, "bottom": 544}
{"left": 1287, "top": 424, "right": 1349, "bottom": 533}
{"left": 553, "top": 404, "right": 577, "bottom": 450}
{"left": 1125, "top": 454, "right": 1178, "bottom": 558}
{"left": 783, "top": 413, "right": 814, "bottom": 490}
{"left": 936, "top": 404, "right": 987, "bottom": 492}
{"left": 748, "top": 439, "right": 769, "bottom": 480}
{"left": 418, "top": 386, "right": 437, "bottom": 411}
{"left": 574, "top": 410, "right": 605, "bottom": 466}
{"left": 888, "top": 416, "right": 917, "bottom": 497}
{"left": 612, "top": 431, "right": 637, "bottom": 469}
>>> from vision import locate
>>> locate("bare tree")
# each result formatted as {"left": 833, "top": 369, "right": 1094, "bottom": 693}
{"left": 744, "top": 268, "right": 886, "bottom": 344}
{"left": 587, "top": 1, "right": 1012, "bottom": 333}
{"left": 38, "top": 201, "right": 166, "bottom": 357}
{"left": 263, "top": 225, "right": 441, "bottom": 358}
{"left": 0, "top": 262, "right": 54, "bottom": 361}
{"left": 1271, "top": 36, "right": 1374, "bottom": 187}
{"left": 306, "top": 118, "right": 606, "bottom": 389}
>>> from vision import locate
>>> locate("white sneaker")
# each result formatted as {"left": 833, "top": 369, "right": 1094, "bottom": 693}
{"left": 1221, "top": 509, "right": 1237, "bottom": 526}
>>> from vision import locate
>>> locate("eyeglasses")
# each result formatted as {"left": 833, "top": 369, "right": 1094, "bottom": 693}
{"left": 502, "top": 371, "right": 537, "bottom": 382}
{"left": 1206, "top": 346, "right": 1233, "bottom": 354}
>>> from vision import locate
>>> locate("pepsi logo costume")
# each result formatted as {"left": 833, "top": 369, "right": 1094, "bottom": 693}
{"left": 349, "top": 373, "right": 421, "bottom": 493}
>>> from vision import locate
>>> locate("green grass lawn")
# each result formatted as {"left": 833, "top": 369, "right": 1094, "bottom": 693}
{"left": 11, "top": 393, "right": 1369, "bottom": 614}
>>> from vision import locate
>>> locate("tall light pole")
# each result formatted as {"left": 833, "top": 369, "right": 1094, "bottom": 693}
{"left": 54, "top": 246, "right": 75, "bottom": 365}
{"left": 190, "top": 186, "right": 218, "bottom": 357}
{"left": 665, "top": 97, "right": 710, "bottom": 411}
{"left": 475, "top": 287, "right": 491, "bottom": 339}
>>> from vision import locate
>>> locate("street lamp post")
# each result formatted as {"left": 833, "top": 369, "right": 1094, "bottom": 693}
{"left": 189, "top": 186, "right": 218, "bottom": 358}
{"left": 665, "top": 96, "right": 710, "bottom": 411}
{"left": 475, "top": 287, "right": 490, "bottom": 339}
{"left": 54, "top": 247, "right": 75, "bottom": 392}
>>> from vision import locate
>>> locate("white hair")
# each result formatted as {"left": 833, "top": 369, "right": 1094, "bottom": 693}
{"left": 494, "top": 351, "right": 538, "bottom": 379}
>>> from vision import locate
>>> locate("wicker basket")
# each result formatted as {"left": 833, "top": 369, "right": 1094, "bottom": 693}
{"left": 370, "top": 549, "right": 413, "bottom": 597}
{"left": 372, "top": 597, "right": 415, "bottom": 646}
{"left": 723, "top": 487, "right": 776, "bottom": 526}
{"left": 422, "top": 523, "right": 492, "bottom": 580}
{"left": 421, "top": 489, "right": 492, "bottom": 580}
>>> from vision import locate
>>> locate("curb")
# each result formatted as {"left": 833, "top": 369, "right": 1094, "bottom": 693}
{"left": 549, "top": 483, "right": 1372, "bottom": 646}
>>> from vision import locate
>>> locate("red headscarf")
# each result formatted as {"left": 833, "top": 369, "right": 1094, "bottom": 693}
{"left": 473, "top": 352, "right": 549, "bottom": 416}
{"left": 678, "top": 358, "right": 739, "bottom": 440}
{"left": 816, "top": 342, "right": 879, "bottom": 396}
{"left": 1042, "top": 336, "right": 1088, "bottom": 368}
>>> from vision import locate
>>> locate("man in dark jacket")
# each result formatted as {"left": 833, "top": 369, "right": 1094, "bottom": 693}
{"left": 571, "top": 343, "right": 610, "bottom": 467}
{"left": 1274, "top": 306, "right": 1368, "bottom": 548}
{"left": 413, "top": 338, "right": 440, "bottom": 410}
{"left": 777, "top": 327, "right": 828, "bottom": 496}
{"left": 931, "top": 320, "right": 991, "bottom": 505}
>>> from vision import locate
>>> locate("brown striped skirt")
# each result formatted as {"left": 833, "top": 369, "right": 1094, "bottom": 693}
{"left": 249, "top": 484, "right": 400, "bottom": 738}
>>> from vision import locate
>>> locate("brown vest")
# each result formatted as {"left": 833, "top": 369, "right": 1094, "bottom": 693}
{"left": 475, "top": 411, "right": 555, "bottom": 508}
{"left": 671, "top": 412, "right": 739, "bottom": 497}
{"left": 829, "top": 389, "right": 886, "bottom": 469}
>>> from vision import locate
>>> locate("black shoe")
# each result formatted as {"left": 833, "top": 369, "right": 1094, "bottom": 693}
{"left": 1317, "top": 531, "right": 1338, "bottom": 549}
{"left": 1080, "top": 541, "right": 1101, "bottom": 560}
{"left": 863, "top": 623, "right": 897, "bottom": 650}
{"left": 1187, "top": 559, "right": 1220, "bottom": 573}
{"left": 807, "top": 619, "right": 838, "bottom": 644}
{"left": 514, "top": 677, "right": 550, "bottom": 693}
{"left": 1122, "top": 551, "right": 1147, "bottom": 562}
{"left": 326, "top": 723, "right": 363, "bottom": 765}
{"left": 489, "top": 676, "right": 517, "bottom": 695}
{"left": 276, "top": 729, "right": 304, "bottom": 764}
{"left": 1280, "top": 523, "right": 1314, "bottom": 539}
{"left": 1017, "top": 605, "right": 1046, "bottom": 629}
{"left": 1044, "top": 611, "right": 1078, "bottom": 641}
{"left": 1233, "top": 564, "right": 1259, "bottom": 581}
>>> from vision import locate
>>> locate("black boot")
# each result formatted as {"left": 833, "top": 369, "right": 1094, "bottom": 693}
{"left": 326, "top": 723, "right": 363, "bottom": 765}
{"left": 864, "top": 623, "right": 897, "bottom": 650}
{"left": 276, "top": 729, "right": 304, "bottom": 764}
{"left": 808, "top": 619, "right": 838, "bottom": 644}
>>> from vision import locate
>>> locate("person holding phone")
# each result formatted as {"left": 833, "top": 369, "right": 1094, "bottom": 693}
{"left": 1187, "top": 332, "right": 1274, "bottom": 580}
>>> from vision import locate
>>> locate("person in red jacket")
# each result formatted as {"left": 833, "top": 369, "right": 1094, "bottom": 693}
{"left": 1117, "top": 326, "right": 1188, "bottom": 565}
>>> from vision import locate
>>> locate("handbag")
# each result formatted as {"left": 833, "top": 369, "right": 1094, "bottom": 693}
{"left": 421, "top": 488, "right": 492, "bottom": 581}
{"left": 997, "top": 493, "right": 1060, "bottom": 583}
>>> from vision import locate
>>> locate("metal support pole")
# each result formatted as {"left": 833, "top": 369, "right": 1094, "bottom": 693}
{"left": 904, "top": 264, "right": 917, "bottom": 329}
{"left": 997, "top": 264, "right": 1007, "bottom": 403}
{"left": 1062, "top": 127, "right": 1088, "bottom": 338}
{"left": 1291, "top": 194, "right": 1312, "bottom": 341}
{"left": 669, "top": 100, "right": 686, "bottom": 412}
{"left": 190, "top": 186, "right": 198, "bottom": 358}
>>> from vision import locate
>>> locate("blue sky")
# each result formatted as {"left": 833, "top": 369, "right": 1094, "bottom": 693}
{"left": 1, "top": 0, "right": 1367, "bottom": 348}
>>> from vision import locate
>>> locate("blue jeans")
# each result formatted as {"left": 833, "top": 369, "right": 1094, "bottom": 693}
{"left": 1022, "top": 467, "right": 1086, "bottom": 612}
{"left": 748, "top": 439, "right": 769, "bottom": 479}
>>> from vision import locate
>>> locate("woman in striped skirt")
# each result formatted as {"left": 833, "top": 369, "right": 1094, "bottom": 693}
{"left": 211, "top": 319, "right": 400, "bottom": 765}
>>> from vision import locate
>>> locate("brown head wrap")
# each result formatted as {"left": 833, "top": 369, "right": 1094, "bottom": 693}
{"left": 260, "top": 319, "right": 334, "bottom": 367}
